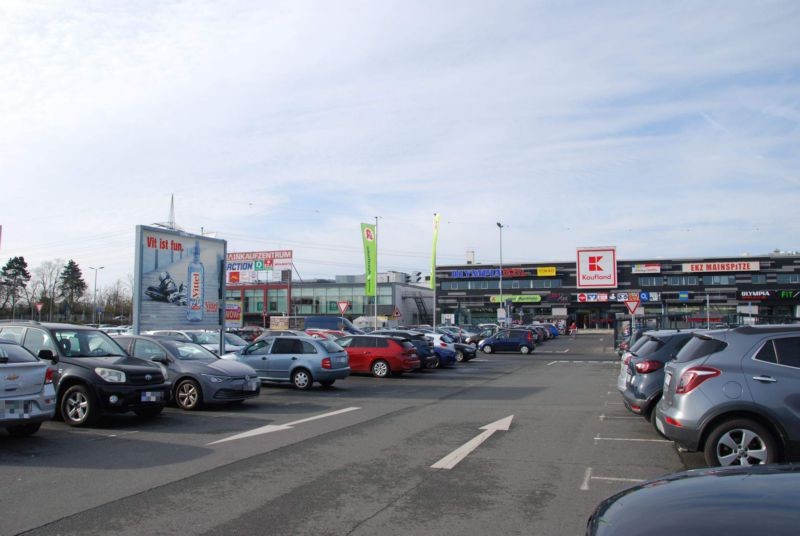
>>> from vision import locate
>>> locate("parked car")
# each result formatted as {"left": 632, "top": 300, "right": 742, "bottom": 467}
{"left": 620, "top": 330, "right": 698, "bottom": 431}
{"left": 222, "top": 336, "right": 350, "bottom": 390}
{"left": 437, "top": 326, "right": 479, "bottom": 346}
{"left": 0, "top": 322, "right": 170, "bottom": 426}
{"left": 114, "top": 335, "right": 260, "bottom": 410}
{"left": 226, "top": 326, "right": 266, "bottom": 343}
{"left": 142, "top": 329, "right": 249, "bottom": 355}
{"left": 587, "top": 464, "right": 800, "bottom": 535}
{"left": 479, "top": 329, "right": 536, "bottom": 354}
{"left": 255, "top": 329, "right": 312, "bottom": 339}
{"left": 615, "top": 333, "right": 654, "bottom": 392}
{"left": 453, "top": 342, "right": 477, "bottom": 362}
{"left": 305, "top": 329, "right": 347, "bottom": 341}
{"left": 371, "top": 329, "right": 438, "bottom": 369}
{"left": 655, "top": 325, "right": 800, "bottom": 466}
{"left": 336, "top": 335, "right": 420, "bottom": 377}
{"left": 425, "top": 333, "right": 458, "bottom": 367}
{"left": 0, "top": 340, "right": 56, "bottom": 436}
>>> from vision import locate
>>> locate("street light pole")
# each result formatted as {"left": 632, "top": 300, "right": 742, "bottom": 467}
{"left": 89, "top": 266, "right": 104, "bottom": 325}
{"left": 497, "top": 222, "right": 504, "bottom": 327}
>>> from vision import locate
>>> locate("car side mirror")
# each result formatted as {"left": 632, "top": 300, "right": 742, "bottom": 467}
{"left": 38, "top": 349, "right": 59, "bottom": 364}
{"left": 153, "top": 356, "right": 170, "bottom": 365}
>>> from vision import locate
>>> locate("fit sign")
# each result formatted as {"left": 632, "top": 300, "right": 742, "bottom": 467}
{"left": 576, "top": 247, "right": 617, "bottom": 289}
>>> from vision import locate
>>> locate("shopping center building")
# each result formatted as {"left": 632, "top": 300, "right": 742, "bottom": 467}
{"left": 435, "top": 253, "right": 800, "bottom": 328}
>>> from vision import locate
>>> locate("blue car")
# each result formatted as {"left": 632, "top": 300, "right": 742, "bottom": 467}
{"left": 479, "top": 329, "right": 536, "bottom": 354}
{"left": 433, "top": 345, "right": 457, "bottom": 367}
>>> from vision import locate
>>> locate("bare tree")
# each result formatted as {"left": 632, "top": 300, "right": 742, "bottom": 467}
{"left": 33, "top": 259, "right": 65, "bottom": 321}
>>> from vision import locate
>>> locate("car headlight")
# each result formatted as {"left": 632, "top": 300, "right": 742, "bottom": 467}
{"left": 95, "top": 368, "right": 127, "bottom": 383}
{"left": 202, "top": 374, "right": 229, "bottom": 383}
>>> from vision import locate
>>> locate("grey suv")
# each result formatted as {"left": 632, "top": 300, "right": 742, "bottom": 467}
{"left": 620, "top": 330, "right": 699, "bottom": 430}
{"left": 655, "top": 325, "right": 800, "bottom": 467}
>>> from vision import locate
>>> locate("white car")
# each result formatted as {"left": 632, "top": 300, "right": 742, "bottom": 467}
{"left": 143, "top": 330, "right": 248, "bottom": 355}
{"left": 424, "top": 333, "right": 456, "bottom": 354}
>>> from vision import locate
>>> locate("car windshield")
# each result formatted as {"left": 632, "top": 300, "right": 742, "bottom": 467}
{"left": 161, "top": 340, "right": 218, "bottom": 361}
{"left": 632, "top": 335, "right": 664, "bottom": 356}
{"left": 440, "top": 334, "right": 455, "bottom": 343}
{"left": 224, "top": 333, "right": 248, "bottom": 346}
{"left": 320, "top": 340, "right": 344, "bottom": 353}
{"left": 53, "top": 329, "right": 127, "bottom": 357}
{"left": 187, "top": 331, "right": 219, "bottom": 344}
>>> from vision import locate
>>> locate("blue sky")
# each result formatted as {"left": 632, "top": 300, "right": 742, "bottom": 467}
{"left": 1, "top": 0, "right": 799, "bottom": 287}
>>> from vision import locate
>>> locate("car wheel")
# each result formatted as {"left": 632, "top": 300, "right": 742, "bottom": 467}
{"left": 134, "top": 406, "right": 164, "bottom": 418}
{"left": 704, "top": 418, "right": 778, "bottom": 467}
{"left": 455, "top": 350, "right": 464, "bottom": 362}
{"left": 61, "top": 384, "right": 99, "bottom": 427}
{"left": 6, "top": 422, "right": 42, "bottom": 437}
{"left": 175, "top": 379, "right": 203, "bottom": 410}
{"left": 520, "top": 346, "right": 531, "bottom": 355}
{"left": 482, "top": 345, "right": 493, "bottom": 354}
{"left": 320, "top": 380, "right": 335, "bottom": 388}
{"left": 426, "top": 357, "right": 439, "bottom": 369}
{"left": 371, "top": 360, "right": 390, "bottom": 378}
{"left": 291, "top": 368, "right": 313, "bottom": 390}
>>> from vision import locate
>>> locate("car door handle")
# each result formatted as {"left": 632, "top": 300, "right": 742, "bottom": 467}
{"left": 753, "top": 375, "right": 777, "bottom": 383}
{"left": 291, "top": 357, "right": 298, "bottom": 360}
{"left": 261, "top": 357, "right": 267, "bottom": 360}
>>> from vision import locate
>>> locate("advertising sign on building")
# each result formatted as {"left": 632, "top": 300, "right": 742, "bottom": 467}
{"left": 681, "top": 261, "right": 760, "bottom": 273}
{"left": 576, "top": 247, "right": 617, "bottom": 289}
{"left": 133, "top": 225, "right": 226, "bottom": 332}
{"left": 225, "top": 300, "right": 243, "bottom": 328}
{"left": 631, "top": 264, "right": 661, "bottom": 274}
{"left": 226, "top": 250, "right": 293, "bottom": 286}
{"left": 490, "top": 295, "right": 543, "bottom": 303}
{"left": 537, "top": 267, "right": 557, "bottom": 277}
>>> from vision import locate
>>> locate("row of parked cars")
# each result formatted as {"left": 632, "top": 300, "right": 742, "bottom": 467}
{"left": 0, "top": 321, "right": 490, "bottom": 434}
{"left": 589, "top": 323, "right": 800, "bottom": 534}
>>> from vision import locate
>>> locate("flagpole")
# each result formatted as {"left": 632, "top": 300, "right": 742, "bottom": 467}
{"left": 374, "top": 215, "right": 378, "bottom": 330}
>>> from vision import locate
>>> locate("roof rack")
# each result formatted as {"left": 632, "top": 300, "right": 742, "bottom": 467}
{"left": 0, "top": 319, "right": 41, "bottom": 325}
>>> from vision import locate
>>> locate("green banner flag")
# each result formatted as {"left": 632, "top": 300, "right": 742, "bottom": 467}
{"left": 361, "top": 223, "right": 377, "bottom": 296}
{"left": 431, "top": 213, "right": 440, "bottom": 290}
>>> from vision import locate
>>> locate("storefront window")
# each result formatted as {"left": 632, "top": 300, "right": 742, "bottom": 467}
{"left": 267, "top": 289, "right": 287, "bottom": 313}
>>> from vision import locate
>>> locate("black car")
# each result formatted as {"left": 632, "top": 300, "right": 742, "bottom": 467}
{"left": 587, "top": 464, "right": 800, "bottom": 535}
{"left": 0, "top": 322, "right": 171, "bottom": 426}
{"left": 454, "top": 342, "right": 477, "bottom": 362}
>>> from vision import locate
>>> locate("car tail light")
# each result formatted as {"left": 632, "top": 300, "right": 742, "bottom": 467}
{"left": 665, "top": 416, "right": 682, "bottom": 427}
{"left": 45, "top": 368, "right": 55, "bottom": 384}
{"left": 634, "top": 360, "right": 663, "bottom": 374}
{"left": 526, "top": 331, "right": 533, "bottom": 341}
{"left": 321, "top": 357, "right": 332, "bottom": 369}
{"left": 675, "top": 366, "right": 720, "bottom": 394}
{"left": 623, "top": 354, "right": 632, "bottom": 366}
{"left": 440, "top": 342, "right": 447, "bottom": 347}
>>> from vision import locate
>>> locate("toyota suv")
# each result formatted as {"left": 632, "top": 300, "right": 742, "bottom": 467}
{"left": 0, "top": 322, "right": 171, "bottom": 427}
{"left": 655, "top": 325, "right": 800, "bottom": 467}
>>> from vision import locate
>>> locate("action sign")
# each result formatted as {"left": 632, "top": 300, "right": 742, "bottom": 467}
{"left": 576, "top": 247, "right": 618, "bottom": 289}
{"left": 337, "top": 301, "right": 349, "bottom": 315}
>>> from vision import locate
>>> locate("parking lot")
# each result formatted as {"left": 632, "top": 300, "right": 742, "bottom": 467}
{"left": 1, "top": 332, "right": 702, "bottom": 536}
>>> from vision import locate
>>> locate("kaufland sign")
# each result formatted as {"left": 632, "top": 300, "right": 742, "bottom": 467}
{"left": 576, "top": 247, "right": 618, "bottom": 289}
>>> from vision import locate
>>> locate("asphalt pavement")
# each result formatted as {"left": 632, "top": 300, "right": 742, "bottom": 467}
{"left": 1, "top": 332, "right": 701, "bottom": 536}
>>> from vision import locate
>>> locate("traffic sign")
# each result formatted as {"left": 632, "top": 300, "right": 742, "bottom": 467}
{"left": 393, "top": 307, "right": 402, "bottom": 318}
{"left": 624, "top": 300, "right": 640, "bottom": 314}
{"left": 337, "top": 301, "right": 349, "bottom": 315}
{"left": 35, "top": 302, "right": 44, "bottom": 313}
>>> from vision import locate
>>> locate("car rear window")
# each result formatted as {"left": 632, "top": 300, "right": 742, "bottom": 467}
{"left": 0, "top": 342, "right": 39, "bottom": 363}
{"left": 633, "top": 336, "right": 665, "bottom": 356}
{"left": 675, "top": 334, "right": 728, "bottom": 363}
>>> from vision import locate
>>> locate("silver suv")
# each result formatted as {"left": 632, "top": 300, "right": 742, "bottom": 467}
{"left": 655, "top": 325, "right": 800, "bottom": 467}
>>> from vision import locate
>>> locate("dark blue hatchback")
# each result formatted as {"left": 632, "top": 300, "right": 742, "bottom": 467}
{"left": 478, "top": 329, "right": 536, "bottom": 354}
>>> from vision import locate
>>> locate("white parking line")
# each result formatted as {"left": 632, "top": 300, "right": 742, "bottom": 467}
{"left": 594, "top": 435, "right": 672, "bottom": 444}
{"left": 580, "top": 468, "right": 646, "bottom": 491}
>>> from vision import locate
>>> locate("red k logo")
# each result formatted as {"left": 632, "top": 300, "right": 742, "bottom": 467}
{"left": 589, "top": 256, "right": 603, "bottom": 271}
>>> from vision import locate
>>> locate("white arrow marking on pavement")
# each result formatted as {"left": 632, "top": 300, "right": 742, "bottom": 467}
{"left": 207, "top": 407, "right": 361, "bottom": 445}
{"left": 431, "top": 415, "right": 514, "bottom": 470}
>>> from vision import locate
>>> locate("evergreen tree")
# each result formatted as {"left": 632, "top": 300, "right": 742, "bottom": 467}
{"left": 0, "top": 256, "right": 32, "bottom": 313}
{"left": 58, "top": 260, "right": 87, "bottom": 319}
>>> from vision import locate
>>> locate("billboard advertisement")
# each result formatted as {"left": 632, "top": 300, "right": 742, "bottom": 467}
{"left": 225, "top": 300, "right": 243, "bottom": 328}
{"left": 133, "top": 225, "right": 227, "bottom": 332}
{"left": 226, "top": 250, "right": 292, "bottom": 286}
{"left": 576, "top": 247, "right": 618, "bottom": 289}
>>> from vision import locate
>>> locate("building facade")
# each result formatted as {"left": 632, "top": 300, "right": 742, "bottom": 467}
{"left": 436, "top": 254, "right": 800, "bottom": 327}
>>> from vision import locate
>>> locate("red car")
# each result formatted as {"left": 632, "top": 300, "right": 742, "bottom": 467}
{"left": 336, "top": 335, "right": 420, "bottom": 378}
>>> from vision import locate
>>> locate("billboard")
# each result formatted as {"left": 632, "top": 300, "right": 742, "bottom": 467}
{"left": 682, "top": 261, "right": 760, "bottom": 273}
{"left": 226, "top": 250, "right": 292, "bottom": 286}
{"left": 133, "top": 225, "right": 227, "bottom": 332}
{"left": 576, "top": 247, "right": 617, "bottom": 289}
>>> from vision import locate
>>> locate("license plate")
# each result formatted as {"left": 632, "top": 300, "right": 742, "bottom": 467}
{"left": 664, "top": 370, "right": 673, "bottom": 390}
{"left": 245, "top": 380, "right": 259, "bottom": 391}
{"left": 1, "top": 400, "right": 31, "bottom": 419}
{"left": 141, "top": 391, "right": 163, "bottom": 402}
